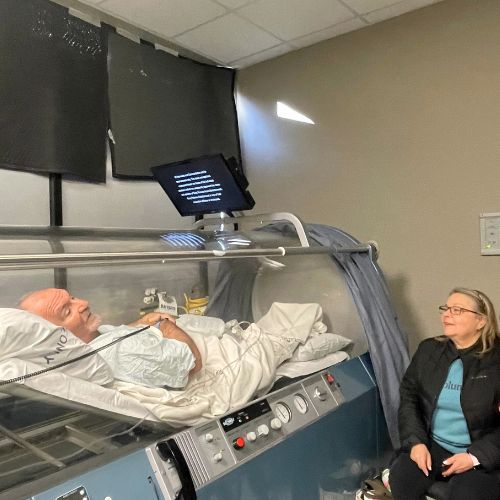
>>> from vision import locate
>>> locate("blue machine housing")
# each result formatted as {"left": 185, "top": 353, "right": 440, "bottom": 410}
{"left": 31, "top": 354, "right": 392, "bottom": 500}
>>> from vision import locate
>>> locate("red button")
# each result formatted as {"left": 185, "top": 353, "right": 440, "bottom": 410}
{"left": 325, "top": 373, "right": 335, "bottom": 384}
{"left": 233, "top": 437, "right": 245, "bottom": 450}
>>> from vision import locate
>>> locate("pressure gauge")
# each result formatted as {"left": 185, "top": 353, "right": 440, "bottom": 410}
{"left": 274, "top": 402, "right": 292, "bottom": 424}
{"left": 293, "top": 394, "right": 308, "bottom": 414}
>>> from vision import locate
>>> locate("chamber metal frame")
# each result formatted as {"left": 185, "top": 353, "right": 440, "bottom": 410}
{"left": 0, "top": 213, "right": 376, "bottom": 270}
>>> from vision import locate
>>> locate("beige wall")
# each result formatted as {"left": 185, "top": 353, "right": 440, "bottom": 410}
{"left": 237, "top": 0, "right": 500, "bottom": 353}
{"left": 0, "top": 146, "right": 189, "bottom": 229}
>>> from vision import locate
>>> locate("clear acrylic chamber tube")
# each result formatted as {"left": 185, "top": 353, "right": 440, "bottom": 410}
{"left": 0, "top": 223, "right": 369, "bottom": 495}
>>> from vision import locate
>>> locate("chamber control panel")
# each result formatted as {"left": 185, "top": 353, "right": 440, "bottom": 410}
{"left": 147, "top": 369, "right": 344, "bottom": 491}
{"left": 216, "top": 398, "right": 284, "bottom": 463}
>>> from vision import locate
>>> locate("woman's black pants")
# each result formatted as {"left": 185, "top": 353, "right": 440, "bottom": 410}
{"left": 390, "top": 440, "right": 500, "bottom": 500}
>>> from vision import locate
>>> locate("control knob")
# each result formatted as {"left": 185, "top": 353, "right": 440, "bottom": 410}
{"left": 205, "top": 433, "right": 214, "bottom": 443}
{"left": 314, "top": 386, "right": 328, "bottom": 401}
{"left": 213, "top": 450, "right": 224, "bottom": 463}
{"left": 257, "top": 424, "right": 269, "bottom": 437}
{"left": 246, "top": 431, "right": 257, "bottom": 442}
{"left": 270, "top": 418, "right": 282, "bottom": 430}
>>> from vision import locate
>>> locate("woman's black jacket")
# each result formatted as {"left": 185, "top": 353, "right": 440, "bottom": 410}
{"left": 398, "top": 337, "right": 500, "bottom": 471}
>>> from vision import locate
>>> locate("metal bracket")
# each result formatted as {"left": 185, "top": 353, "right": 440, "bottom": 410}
{"left": 193, "top": 212, "right": 311, "bottom": 247}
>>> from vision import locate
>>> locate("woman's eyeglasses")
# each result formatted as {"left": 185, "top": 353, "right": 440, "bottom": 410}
{"left": 438, "top": 305, "right": 481, "bottom": 316}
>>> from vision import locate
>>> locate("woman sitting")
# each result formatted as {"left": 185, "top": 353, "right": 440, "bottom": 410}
{"left": 390, "top": 287, "right": 500, "bottom": 500}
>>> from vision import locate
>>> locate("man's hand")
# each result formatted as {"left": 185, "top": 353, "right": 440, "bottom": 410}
{"left": 410, "top": 443, "right": 432, "bottom": 476}
{"left": 441, "top": 453, "right": 475, "bottom": 477}
{"left": 128, "top": 312, "right": 176, "bottom": 327}
{"left": 158, "top": 319, "right": 202, "bottom": 374}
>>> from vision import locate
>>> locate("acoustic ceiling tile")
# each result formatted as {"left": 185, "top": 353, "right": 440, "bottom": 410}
{"left": 214, "top": 0, "right": 254, "bottom": 8}
{"left": 238, "top": 0, "right": 355, "bottom": 40}
{"left": 341, "top": 0, "right": 401, "bottom": 15}
{"left": 231, "top": 42, "right": 294, "bottom": 68}
{"left": 175, "top": 13, "right": 282, "bottom": 63}
{"left": 98, "top": 0, "right": 226, "bottom": 37}
{"left": 290, "top": 17, "right": 368, "bottom": 48}
{"left": 364, "top": 0, "right": 441, "bottom": 23}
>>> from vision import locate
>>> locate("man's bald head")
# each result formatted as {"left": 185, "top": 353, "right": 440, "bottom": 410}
{"left": 19, "top": 288, "right": 101, "bottom": 343}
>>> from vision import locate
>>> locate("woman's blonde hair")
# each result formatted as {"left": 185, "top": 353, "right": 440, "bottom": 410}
{"left": 447, "top": 287, "right": 499, "bottom": 355}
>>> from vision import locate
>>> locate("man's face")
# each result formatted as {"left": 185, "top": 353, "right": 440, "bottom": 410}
{"left": 20, "top": 288, "right": 101, "bottom": 343}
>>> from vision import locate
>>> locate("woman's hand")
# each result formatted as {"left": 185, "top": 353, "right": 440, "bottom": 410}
{"left": 441, "top": 453, "right": 474, "bottom": 477}
{"left": 410, "top": 443, "right": 432, "bottom": 476}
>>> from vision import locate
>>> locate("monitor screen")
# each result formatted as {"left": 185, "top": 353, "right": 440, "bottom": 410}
{"left": 151, "top": 154, "right": 254, "bottom": 217}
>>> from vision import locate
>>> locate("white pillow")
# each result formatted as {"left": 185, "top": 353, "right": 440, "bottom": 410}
{"left": 290, "top": 333, "right": 352, "bottom": 362}
{"left": 0, "top": 308, "right": 113, "bottom": 385}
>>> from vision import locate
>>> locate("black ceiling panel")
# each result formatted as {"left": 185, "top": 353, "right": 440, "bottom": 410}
{"left": 0, "top": 0, "right": 108, "bottom": 182}
{"left": 107, "top": 32, "right": 241, "bottom": 179}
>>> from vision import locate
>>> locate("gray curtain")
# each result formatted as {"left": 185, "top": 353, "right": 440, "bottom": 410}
{"left": 304, "top": 223, "right": 409, "bottom": 448}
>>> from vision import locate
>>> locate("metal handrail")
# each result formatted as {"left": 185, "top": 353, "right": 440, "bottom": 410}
{"left": 0, "top": 247, "right": 318, "bottom": 270}
{"left": 0, "top": 243, "right": 375, "bottom": 271}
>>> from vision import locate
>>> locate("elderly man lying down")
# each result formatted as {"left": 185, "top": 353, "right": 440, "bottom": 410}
{"left": 19, "top": 288, "right": 202, "bottom": 389}
{"left": 2, "top": 288, "right": 345, "bottom": 427}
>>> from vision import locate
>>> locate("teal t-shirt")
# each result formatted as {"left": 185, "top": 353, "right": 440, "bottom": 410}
{"left": 431, "top": 358, "right": 471, "bottom": 453}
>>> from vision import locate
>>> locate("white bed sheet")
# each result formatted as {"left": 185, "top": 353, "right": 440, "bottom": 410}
{"left": 0, "top": 357, "right": 158, "bottom": 421}
{"left": 0, "top": 350, "right": 348, "bottom": 428}
{"left": 0, "top": 303, "right": 350, "bottom": 427}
